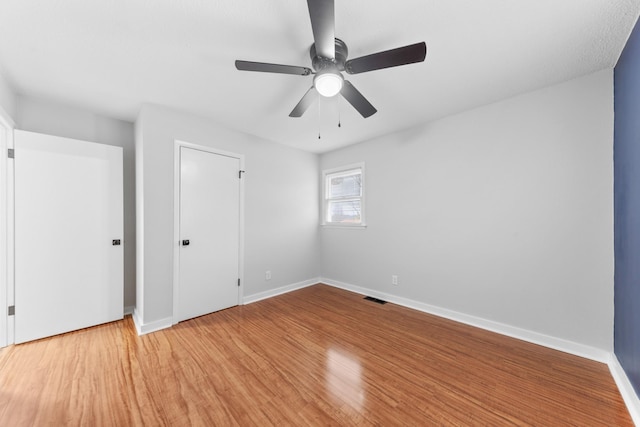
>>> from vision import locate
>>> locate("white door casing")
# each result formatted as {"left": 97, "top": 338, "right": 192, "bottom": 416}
{"left": 14, "top": 130, "right": 123, "bottom": 344}
{"left": 174, "top": 142, "right": 243, "bottom": 323}
{"left": 0, "top": 108, "right": 13, "bottom": 348}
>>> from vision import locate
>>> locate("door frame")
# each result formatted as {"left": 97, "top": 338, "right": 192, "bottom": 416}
{"left": 0, "top": 106, "right": 14, "bottom": 348}
{"left": 172, "top": 140, "right": 245, "bottom": 325}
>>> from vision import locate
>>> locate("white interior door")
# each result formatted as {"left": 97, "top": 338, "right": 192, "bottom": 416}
{"left": 177, "top": 146, "right": 240, "bottom": 322}
{"left": 14, "top": 130, "right": 123, "bottom": 344}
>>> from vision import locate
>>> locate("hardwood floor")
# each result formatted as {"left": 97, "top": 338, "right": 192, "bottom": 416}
{"left": 0, "top": 284, "right": 633, "bottom": 426}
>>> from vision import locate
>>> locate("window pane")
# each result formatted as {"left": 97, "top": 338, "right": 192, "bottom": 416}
{"left": 329, "top": 172, "right": 361, "bottom": 198}
{"left": 328, "top": 200, "right": 361, "bottom": 223}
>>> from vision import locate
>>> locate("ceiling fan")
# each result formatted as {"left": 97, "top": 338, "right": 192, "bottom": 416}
{"left": 235, "top": 0, "right": 427, "bottom": 119}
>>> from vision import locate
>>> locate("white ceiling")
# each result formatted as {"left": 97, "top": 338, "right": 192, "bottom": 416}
{"left": 0, "top": 0, "right": 638, "bottom": 153}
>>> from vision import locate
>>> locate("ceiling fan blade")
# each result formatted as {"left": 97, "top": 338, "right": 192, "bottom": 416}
{"left": 345, "top": 42, "right": 427, "bottom": 74}
{"left": 289, "top": 87, "right": 317, "bottom": 117}
{"left": 341, "top": 81, "right": 377, "bottom": 118}
{"left": 235, "top": 60, "right": 312, "bottom": 76}
{"left": 307, "top": 0, "right": 335, "bottom": 59}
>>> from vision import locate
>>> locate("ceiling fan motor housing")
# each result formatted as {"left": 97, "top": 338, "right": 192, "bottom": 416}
{"left": 310, "top": 38, "right": 349, "bottom": 72}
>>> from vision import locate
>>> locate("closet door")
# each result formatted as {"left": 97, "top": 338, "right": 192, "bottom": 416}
{"left": 14, "top": 130, "right": 123, "bottom": 343}
{"left": 176, "top": 146, "right": 240, "bottom": 322}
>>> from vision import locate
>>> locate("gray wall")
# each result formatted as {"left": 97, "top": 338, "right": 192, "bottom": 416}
{"left": 4, "top": 70, "right": 616, "bottom": 356}
{"left": 15, "top": 96, "right": 137, "bottom": 310}
{"left": 320, "top": 70, "right": 615, "bottom": 352}
{"left": 135, "top": 104, "right": 320, "bottom": 325}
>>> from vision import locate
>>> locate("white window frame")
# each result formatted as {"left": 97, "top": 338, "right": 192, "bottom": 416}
{"left": 322, "top": 162, "right": 366, "bottom": 228}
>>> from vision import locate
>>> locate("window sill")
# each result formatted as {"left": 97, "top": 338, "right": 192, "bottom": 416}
{"left": 321, "top": 223, "right": 367, "bottom": 229}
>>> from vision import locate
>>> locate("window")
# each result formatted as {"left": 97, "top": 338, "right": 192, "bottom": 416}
{"left": 323, "top": 163, "right": 365, "bottom": 226}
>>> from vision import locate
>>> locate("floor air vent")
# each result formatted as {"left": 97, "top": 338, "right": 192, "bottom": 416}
{"left": 364, "top": 296, "right": 387, "bottom": 304}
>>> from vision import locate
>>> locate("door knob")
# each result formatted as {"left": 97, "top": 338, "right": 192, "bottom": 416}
{"left": 182, "top": 239, "right": 190, "bottom": 246}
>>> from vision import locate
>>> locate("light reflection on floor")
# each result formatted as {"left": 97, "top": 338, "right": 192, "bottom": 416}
{"left": 325, "top": 348, "right": 365, "bottom": 411}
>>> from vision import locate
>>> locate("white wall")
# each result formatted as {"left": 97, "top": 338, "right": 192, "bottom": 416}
{"left": 320, "top": 70, "right": 614, "bottom": 352}
{"left": 0, "top": 70, "right": 15, "bottom": 119}
{"left": 135, "top": 104, "right": 320, "bottom": 325}
{"left": 134, "top": 112, "right": 145, "bottom": 320}
{"left": 15, "top": 96, "right": 136, "bottom": 310}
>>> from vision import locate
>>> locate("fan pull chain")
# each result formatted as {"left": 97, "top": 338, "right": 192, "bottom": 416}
{"left": 338, "top": 96, "right": 342, "bottom": 128}
{"left": 318, "top": 96, "right": 321, "bottom": 140}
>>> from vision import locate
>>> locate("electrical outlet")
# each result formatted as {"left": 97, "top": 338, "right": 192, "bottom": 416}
{"left": 265, "top": 270, "right": 272, "bottom": 281}
{"left": 392, "top": 275, "right": 398, "bottom": 286}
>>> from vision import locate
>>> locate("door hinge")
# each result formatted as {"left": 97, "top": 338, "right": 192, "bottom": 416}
{"left": 8, "top": 148, "right": 14, "bottom": 159}
{"left": 237, "top": 278, "right": 241, "bottom": 287}
{"left": 238, "top": 170, "right": 245, "bottom": 179}
{"left": 8, "top": 305, "right": 15, "bottom": 316}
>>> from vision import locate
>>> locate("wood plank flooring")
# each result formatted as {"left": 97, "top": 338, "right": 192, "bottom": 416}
{"left": 0, "top": 284, "right": 633, "bottom": 426}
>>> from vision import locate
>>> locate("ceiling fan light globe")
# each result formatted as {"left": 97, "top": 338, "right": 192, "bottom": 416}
{"left": 314, "top": 72, "right": 343, "bottom": 97}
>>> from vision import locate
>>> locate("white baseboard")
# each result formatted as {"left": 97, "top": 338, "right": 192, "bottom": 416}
{"left": 132, "top": 308, "right": 172, "bottom": 336}
{"left": 320, "top": 277, "right": 610, "bottom": 364}
{"left": 243, "top": 278, "right": 320, "bottom": 305}
{"left": 609, "top": 354, "right": 640, "bottom": 425}
{"left": 124, "top": 305, "right": 135, "bottom": 316}
{"left": 130, "top": 278, "right": 320, "bottom": 335}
